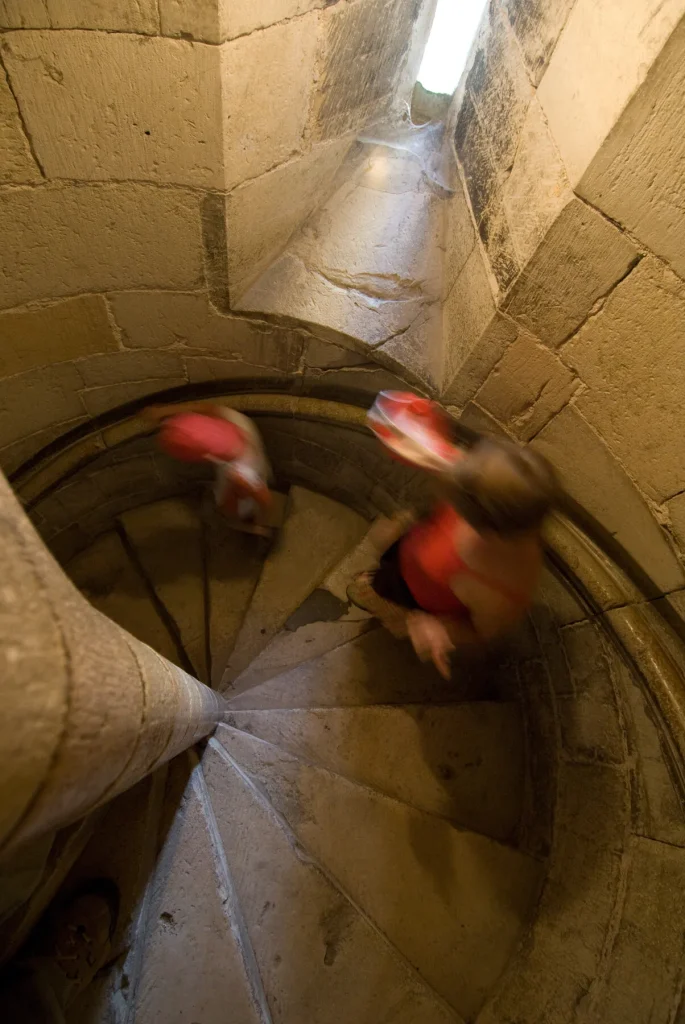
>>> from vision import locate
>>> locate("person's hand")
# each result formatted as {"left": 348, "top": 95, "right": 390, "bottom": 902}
{"left": 407, "top": 612, "right": 454, "bottom": 680}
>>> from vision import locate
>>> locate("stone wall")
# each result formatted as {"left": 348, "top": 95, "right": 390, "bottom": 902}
{"left": 442, "top": 0, "right": 685, "bottom": 601}
{"left": 0, "top": 0, "right": 434, "bottom": 472}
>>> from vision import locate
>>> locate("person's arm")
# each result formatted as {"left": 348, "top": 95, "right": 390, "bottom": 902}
{"left": 406, "top": 599, "right": 521, "bottom": 679}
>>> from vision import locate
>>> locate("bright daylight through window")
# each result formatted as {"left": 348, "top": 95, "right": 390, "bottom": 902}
{"left": 417, "top": 0, "right": 489, "bottom": 96}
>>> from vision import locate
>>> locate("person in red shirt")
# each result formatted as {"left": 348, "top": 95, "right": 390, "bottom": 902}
{"left": 349, "top": 437, "right": 559, "bottom": 679}
{"left": 143, "top": 403, "right": 273, "bottom": 533}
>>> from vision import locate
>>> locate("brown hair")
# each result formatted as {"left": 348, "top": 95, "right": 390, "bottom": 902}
{"left": 439, "top": 439, "right": 559, "bottom": 534}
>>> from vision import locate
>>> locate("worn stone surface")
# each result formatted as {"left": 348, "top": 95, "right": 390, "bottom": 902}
{"left": 0, "top": 61, "right": 42, "bottom": 184}
{"left": 135, "top": 772, "right": 262, "bottom": 1024}
{"left": 0, "top": 364, "right": 85, "bottom": 450}
{"left": 159, "top": 0, "right": 222, "bottom": 41}
{"left": 76, "top": 351, "right": 185, "bottom": 390}
{"left": 221, "top": 16, "right": 318, "bottom": 191}
{"left": 533, "top": 405, "right": 685, "bottom": 593}
{"left": 536, "top": 566, "right": 586, "bottom": 627}
{"left": 203, "top": 507, "right": 266, "bottom": 688}
{"left": 46, "top": 0, "right": 158, "bottom": 31}
{"left": 443, "top": 245, "right": 497, "bottom": 387}
{"left": 218, "top": 726, "right": 542, "bottom": 1022}
{"left": 537, "top": 0, "right": 685, "bottom": 184}
{"left": 228, "top": 628, "right": 512, "bottom": 712}
{"left": 0, "top": 296, "right": 117, "bottom": 379}
{"left": 0, "top": 417, "right": 87, "bottom": 478}
{"left": 225, "top": 702, "right": 524, "bottom": 840}
{"left": 443, "top": 179, "right": 476, "bottom": 300}
{"left": 0, "top": 1, "right": 50, "bottom": 27}
{"left": 590, "top": 836, "right": 685, "bottom": 1023}
{"left": 0, "top": 184, "right": 203, "bottom": 310}
{"left": 120, "top": 498, "right": 208, "bottom": 682}
{"left": 475, "top": 330, "right": 578, "bottom": 441}
{"left": 312, "top": 0, "right": 419, "bottom": 140}
{"left": 454, "top": 92, "right": 497, "bottom": 228}
{"left": 563, "top": 257, "right": 685, "bottom": 503}
{"left": 502, "top": 0, "right": 576, "bottom": 84}
{"left": 203, "top": 741, "right": 458, "bottom": 1024}
{"left": 227, "top": 136, "right": 353, "bottom": 300}
{"left": 501, "top": 97, "right": 571, "bottom": 269}
{"left": 223, "top": 0, "right": 323, "bottom": 41}
{"left": 442, "top": 312, "right": 519, "bottom": 412}
{"left": 222, "top": 487, "right": 366, "bottom": 688}
{"left": 2, "top": 33, "right": 223, "bottom": 188}
{"left": 80, "top": 377, "right": 188, "bottom": 418}
{"left": 667, "top": 492, "right": 685, "bottom": 555}
{"left": 68, "top": 531, "right": 181, "bottom": 665}
{"left": 580, "top": 17, "right": 685, "bottom": 279}
{"left": 503, "top": 197, "right": 638, "bottom": 348}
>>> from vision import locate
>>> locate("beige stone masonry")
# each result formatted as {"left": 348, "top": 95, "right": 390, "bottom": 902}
{"left": 0, "top": 184, "right": 203, "bottom": 310}
{"left": 0, "top": 60, "right": 42, "bottom": 183}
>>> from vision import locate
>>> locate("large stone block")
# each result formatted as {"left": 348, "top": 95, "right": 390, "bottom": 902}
{"left": 532, "top": 405, "right": 685, "bottom": 593}
{"left": 537, "top": 0, "right": 685, "bottom": 184}
{"left": 46, "top": 0, "right": 158, "bottom": 32}
{"left": 0, "top": 184, "right": 203, "bottom": 310}
{"left": 503, "top": 196, "right": 638, "bottom": 347}
{"left": 501, "top": 97, "right": 571, "bottom": 269}
{"left": 562, "top": 257, "right": 685, "bottom": 502}
{"left": 579, "top": 17, "right": 685, "bottom": 281}
{"left": 0, "top": 63, "right": 42, "bottom": 184}
{"left": 76, "top": 350, "right": 185, "bottom": 389}
{"left": 159, "top": 0, "right": 223, "bottom": 41}
{"left": 667, "top": 492, "right": 685, "bottom": 555}
{"left": 0, "top": 364, "right": 85, "bottom": 449}
{"left": 0, "top": 295, "right": 117, "bottom": 378}
{"left": 0, "top": 1, "right": 48, "bottom": 27}
{"left": 226, "top": 136, "right": 353, "bottom": 299}
{"left": 80, "top": 378, "right": 187, "bottom": 417}
{"left": 221, "top": 15, "right": 318, "bottom": 190}
{"left": 1, "top": 33, "right": 223, "bottom": 188}
{"left": 442, "top": 311, "right": 519, "bottom": 413}
{"left": 224, "top": 0, "right": 323, "bottom": 40}
{"left": 0, "top": 416, "right": 87, "bottom": 477}
{"left": 312, "top": 0, "right": 419, "bottom": 140}
{"left": 502, "top": 0, "right": 576, "bottom": 85}
{"left": 442, "top": 244, "right": 496, "bottom": 387}
{"left": 443, "top": 178, "right": 476, "bottom": 300}
{"left": 475, "top": 330, "right": 578, "bottom": 441}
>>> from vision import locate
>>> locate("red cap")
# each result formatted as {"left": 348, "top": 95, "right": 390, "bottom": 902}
{"left": 158, "top": 413, "right": 246, "bottom": 463}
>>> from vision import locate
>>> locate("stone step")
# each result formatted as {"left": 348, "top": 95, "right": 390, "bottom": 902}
{"left": 119, "top": 497, "right": 208, "bottom": 681}
{"left": 133, "top": 761, "right": 266, "bottom": 1024}
{"left": 202, "top": 740, "right": 461, "bottom": 1024}
{"left": 230, "top": 517, "right": 384, "bottom": 692}
{"left": 221, "top": 487, "right": 367, "bottom": 693}
{"left": 67, "top": 530, "right": 184, "bottom": 666}
{"left": 204, "top": 506, "right": 270, "bottom": 689}
{"left": 215, "top": 727, "right": 543, "bottom": 1022}
{"left": 223, "top": 701, "right": 524, "bottom": 841}
{"left": 227, "top": 628, "right": 517, "bottom": 712}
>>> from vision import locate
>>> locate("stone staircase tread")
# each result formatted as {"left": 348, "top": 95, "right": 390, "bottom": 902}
{"left": 221, "top": 702, "right": 525, "bottom": 841}
{"left": 221, "top": 486, "right": 367, "bottom": 693}
{"left": 133, "top": 762, "right": 266, "bottom": 1024}
{"left": 202, "top": 740, "right": 462, "bottom": 1024}
{"left": 119, "top": 497, "right": 208, "bottom": 681}
{"left": 226, "top": 629, "right": 517, "bottom": 711}
{"left": 214, "top": 726, "right": 543, "bottom": 1021}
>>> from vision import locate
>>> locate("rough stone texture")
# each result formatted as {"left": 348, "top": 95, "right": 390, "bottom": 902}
{"left": 135, "top": 771, "right": 262, "bottom": 1024}
{"left": 222, "top": 487, "right": 366, "bottom": 688}
{"left": 222, "top": 0, "right": 323, "bottom": 41}
{"left": 667, "top": 492, "right": 685, "bottom": 556}
{"left": 537, "top": 0, "right": 685, "bottom": 184}
{"left": 120, "top": 498, "right": 208, "bottom": 682}
{"left": 562, "top": 257, "right": 685, "bottom": 503}
{"left": 442, "top": 245, "right": 497, "bottom": 387}
{"left": 203, "top": 741, "right": 458, "bottom": 1024}
{"left": 218, "top": 726, "right": 542, "bottom": 1022}
{"left": 501, "top": 97, "right": 571, "bottom": 269}
{"left": 76, "top": 350, "right": 185, "bottom": 390}
{"left": 204, "top": 509, "right": 266, "bottom": 688}
{"left": 579, "top": 17, "right": 685, "bottom": 279}
{"left": 0, "top": 296, "right": 118, "bottom": 379}
{"left": 590, "top": 836, "right": 685, "bottom": 1023}
{"left": 68, "top": 531, "right": 181, "bottom": 666}
{"left": 0, "top": 61, "right": 42, "bottom": 184}
{"left": 502, "top": 0, "right": 577, "bottom": 85}
{"left": 532, "top": 405, "right": 685, "bottom": 593}
{"left": 221, "top": 16, "right": 318, "bottom": 191}
{"left": 80, "top": 377, "right": 188, "bottom": 418}
{"left": 46, "top": 0, "right": 159, "bottom": 32}
{"left": 503, "top": 197, "right": 638, "bottom": 348}
{"left": 475, "top": 331, "right": 578, "bottom": 441}
{"left": 0, "top": 417, "right": 88, "bottom": 478}
{"left": 0, "top": 1, "right": 50, "bottom": 28}
{"left": 312, "top": 0, "right": 419, "bottom": 141}
{"left": 225, "top": 702, "right": 524, "bottom": 840}
{"left": 443, "top": 179, "right": 476, "bottom": 300}
{"left": 2, "top": 33, "right": 223, "bottom": 189}
{"left": 227, "top": 628, "right": 511, "bottom": 712}
{"left": 0, "top": 184, "right": 203, "bottom": 310}
{"left": 442, "top": 312, "right": 519, "bottom": 412}
{"left": 0, "top": 364, "right": 85, "bottom": 450}
{"left": 226, "top": 136, "right": 353, "bottom": 300}
{"left": 159, "top": 0, "right": 223, "bottom": 42}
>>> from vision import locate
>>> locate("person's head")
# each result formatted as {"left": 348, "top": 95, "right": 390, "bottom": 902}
{"left": 439, "top": 439, "right": 559, "bottom": 535}
{"left": 158, "top": 412, "right": 246, "bottom": 463}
